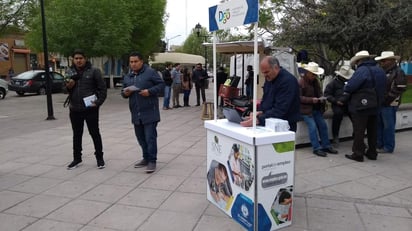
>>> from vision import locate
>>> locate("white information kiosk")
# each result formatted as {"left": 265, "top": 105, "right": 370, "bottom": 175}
{"left": 205, "top": 1, "right": 295, "bottom": 230}
{"left": 205, "top": 120, "right": 295, "bottom": 231}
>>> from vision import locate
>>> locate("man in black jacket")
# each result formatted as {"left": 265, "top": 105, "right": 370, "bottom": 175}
{"left": 191, "top": 63, "right": 208, "bottom": 106}
{"left": 65, "top": 49, "right": 107, "bottom": 170}
{"left": 162, "top": 63, "right": 173, "bottom": 110}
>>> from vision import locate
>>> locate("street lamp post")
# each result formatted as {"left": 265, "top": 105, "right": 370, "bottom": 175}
{"left": 195, "top": 23, "right": 210, "bottom": 70}
{"left": 166, "top": 34, "right": 181, "bottom": 52}
{"left": 40, "top": 0, "right": 55, "bottom": 120}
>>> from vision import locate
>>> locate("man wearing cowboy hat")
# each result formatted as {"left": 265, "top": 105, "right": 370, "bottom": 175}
{"left": 324, "top": 65, "right": 355, "bottom": 147}
{"left": 299, "top": 62, "right": 338, "bottom": 157}
{"left": 341, "top": 50, "right": 386, "bottom": 162}
{"left": 375, "top": 51, "right": 407, "bottom": 154}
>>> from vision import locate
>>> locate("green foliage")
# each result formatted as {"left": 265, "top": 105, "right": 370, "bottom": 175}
{"left": 25, "top": 0, "right": 166, "bottom": 59}
{"left": 0, "top": 0, "right": 37, "bottom": 36}
{"left": 402, "top": 84, "right": 412, "bottom": 104}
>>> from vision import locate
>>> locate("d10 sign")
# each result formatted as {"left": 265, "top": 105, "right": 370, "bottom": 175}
{"left": 209, "top": 0, "right": 258, "bottom": 32}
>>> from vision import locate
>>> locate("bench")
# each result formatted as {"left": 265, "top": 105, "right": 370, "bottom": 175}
{"left": 295, "top": 103, "right": 412, "bottom": 145}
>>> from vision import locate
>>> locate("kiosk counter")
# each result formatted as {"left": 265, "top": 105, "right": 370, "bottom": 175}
{"left": 205, "top": 119, "right": 295, "bottom": 231}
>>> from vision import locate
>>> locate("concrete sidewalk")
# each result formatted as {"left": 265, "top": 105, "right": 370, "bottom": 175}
{"left": 0, "top": 88, "right": 411, "bottom": 231}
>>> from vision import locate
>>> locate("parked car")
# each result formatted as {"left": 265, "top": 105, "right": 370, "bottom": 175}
{"left": 8, "top": 70, "right": 65, "bottom": 96}
{"left": 0, "top": 78, "right": 8, "bottom": 99}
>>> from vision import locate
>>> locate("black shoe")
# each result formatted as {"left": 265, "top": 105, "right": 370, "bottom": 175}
{"left": 97, "top": 158, "right": 105, "bottom": 169}
{"left": 195, "top": 104, "right": 200, "bottom": 106}
{"left": 322, "top": 147, "right": 338, "bottom": 154}
{"left": 145, "top": 162, "right": 156, "bottom": 173}
{"left": 345, "top": 154, "right": 364, "bottom": 162}
{"left": 134, "top": 159, "right": 148, "bottom": 168}
{"left": 313, "top": 150, "right": 327, "bottom": 157}
{"left": 67, "top": 160, "right": 82, "bottom": 170}
{"left": 364, "top": 154, "right": 377, "bottom": 160}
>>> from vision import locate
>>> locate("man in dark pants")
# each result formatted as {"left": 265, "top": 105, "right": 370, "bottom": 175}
{"left": 65, "top": 49, "right": 107, "bottom": 170}
{"left": 122, "top": 52, "right": 165, "bottom": 173}
{"left": 240, "top": 56, "right": 300, "bottom": 132}
{"left": 324, "top": 65, "right": 354, "bottom": 147}
{"left": 191, "top": 63, "right": 208, "bottom": 106}
{"left": 341, "top": 50, "right": 386, "bottom": 162}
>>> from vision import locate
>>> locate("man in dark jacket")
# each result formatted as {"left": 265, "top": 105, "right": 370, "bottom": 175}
{"left": 324, "top": 65, "right": 354, "bottom": 147}
{"left": 341, "top": 50, "right": 386, "bottom": 162}
{"left": 162, "top": 63, "right": 173, "bottom": 110}
{"left": 122, "top": 52, "right": 165, "bottom": 173}
{"left": 191, "top": 63, "right": 208, "bottom": 106}
{"left": 65, "top": 49, "right": 107, "bottom": 170}
{"left": 240, "top": 56, "right": 300, "bottom": 132}
{"left": 299, "top": 62, "right": 338, "bottom": 157}
{"left": 375, "top": 51, "right": 407, "bottom": 153}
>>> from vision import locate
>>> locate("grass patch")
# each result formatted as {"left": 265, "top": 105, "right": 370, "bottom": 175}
{"left": 402, "top": 85, "right": 412, "bottom": 104}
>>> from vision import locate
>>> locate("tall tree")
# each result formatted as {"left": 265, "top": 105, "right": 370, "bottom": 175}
{"left": 26, "top": 0, "right": 166, "bottom": 58}
{"left": 259, "top": 0, "right": 412, "bottom": 73}
{"left": 0, "top": 0, "right": 36, "bottom": 35}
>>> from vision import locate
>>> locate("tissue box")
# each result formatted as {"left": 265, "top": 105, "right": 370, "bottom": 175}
{"left": 265, "top": 118, "right": 290, "bottom": 132}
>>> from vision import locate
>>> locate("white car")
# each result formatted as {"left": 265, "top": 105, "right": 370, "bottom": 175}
{"left": 0, "top": 78, "right": 8, "bottom": 99}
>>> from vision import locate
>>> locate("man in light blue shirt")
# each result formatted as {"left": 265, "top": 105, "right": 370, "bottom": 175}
{"left": 171, "top": 63, "right": 182, "bottom": 108}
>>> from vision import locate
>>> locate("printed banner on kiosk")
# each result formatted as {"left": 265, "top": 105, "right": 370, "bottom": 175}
{"left": 209, "top": 0, "right": 259, "bottom": 32}
{"left": 206, "top": 130, "right": 295, "bottom": 230}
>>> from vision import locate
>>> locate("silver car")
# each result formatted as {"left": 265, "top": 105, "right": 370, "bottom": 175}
{"left": 0, "top": 78, "right": 8, "bottom": 99}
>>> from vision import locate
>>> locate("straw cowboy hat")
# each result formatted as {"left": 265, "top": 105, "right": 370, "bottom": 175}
{"left": 303, "top": 62, "right": 324, "bottom": 75}
{"left": 335, "top": 65, "right": 354, "bottom": 80}
{"left": 375, "top": 51, "right": 401, "bottom": 61}
{"left": 350, "top": 50, "right": 376, "bottom": 65}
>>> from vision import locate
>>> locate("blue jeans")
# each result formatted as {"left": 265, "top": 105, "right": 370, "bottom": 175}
{"left": 377, "top": 106, "right": 397, "bottom": 152}
{"left": 163, "top": 85, "right": 171, "bottom": 108}
{"left": 134, "top": 121, "right": 158, "bottom": 162}
{"left": 302, "top": 110, "right": 331, "bottom": 151}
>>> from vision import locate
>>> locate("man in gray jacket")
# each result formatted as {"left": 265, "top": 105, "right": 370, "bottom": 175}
{"left": 122, "top": 52, "right": 165, "bottom": 173}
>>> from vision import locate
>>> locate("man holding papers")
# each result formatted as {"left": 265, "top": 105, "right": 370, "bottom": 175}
{"left": 122, "top": 52, "right": 165, "bottom": 173}
{"left": 65, "top": 49, "right": 107, "bottom": 170}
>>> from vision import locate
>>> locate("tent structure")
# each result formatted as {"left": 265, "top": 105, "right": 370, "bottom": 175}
{"left": 150, "top": 52, "right": 205, "bottom": 65}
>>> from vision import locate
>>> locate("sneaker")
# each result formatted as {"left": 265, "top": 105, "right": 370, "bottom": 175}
{"left": 67, "top": 160, "right": 82, "bottom": 170}
{"left": 134, "top": 159, "right": 148, "bottom": 168}
{"left": 97, "top": 158, "right": 105, "bottom": 169}
{"left": 145, "top": 162, "right": 156, "bottom": 173}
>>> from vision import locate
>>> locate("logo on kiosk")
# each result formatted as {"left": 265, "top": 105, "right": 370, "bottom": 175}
{"left": 211, "top": 135, "right": 222, "bottom": 155}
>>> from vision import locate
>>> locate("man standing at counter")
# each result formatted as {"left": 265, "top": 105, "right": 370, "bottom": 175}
{"left": 240, "top": 56, "right": 300, "bottom": 132}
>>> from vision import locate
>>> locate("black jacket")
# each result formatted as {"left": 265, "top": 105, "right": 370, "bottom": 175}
{"left": 67, "top": 62, "right": 107, "bottom": 112}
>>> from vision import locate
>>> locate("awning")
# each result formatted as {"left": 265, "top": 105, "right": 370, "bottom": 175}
{"left": 203, "top": 40, "right": 266, "bottom": 54}
{"left": 150, "top": 52, "right": 205, "bottom": 65}
{"left": 12, "top": 48, "right": 31, "bottom": 54}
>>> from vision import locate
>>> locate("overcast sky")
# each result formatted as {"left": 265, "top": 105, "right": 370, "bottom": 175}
{"left": 165, "top": 0, "right": 221, "bottom": 47}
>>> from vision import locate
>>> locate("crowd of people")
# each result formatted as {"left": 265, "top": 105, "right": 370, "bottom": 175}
{"left": 161, "top": 62, "right": 210, "bottom": 109}
{"left": 240, "top": 50, "right": 407, "bottom": 162}
{"left": 63, "top": 49, "right": 408, "bottom": 174}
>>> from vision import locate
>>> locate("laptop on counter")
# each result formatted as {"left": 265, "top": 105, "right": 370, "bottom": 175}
{"left": 222, "top": 107, "right": 246, "bottom": 124}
